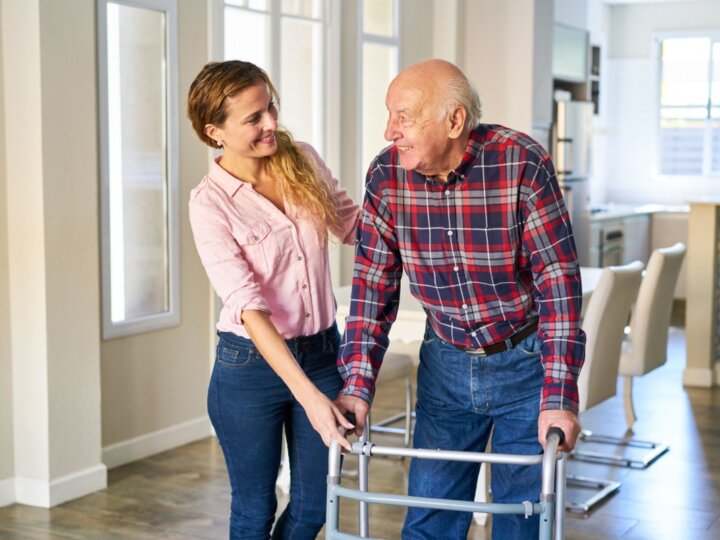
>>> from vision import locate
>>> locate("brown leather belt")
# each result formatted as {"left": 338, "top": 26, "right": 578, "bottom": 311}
{"left": 457, "top": 319, "right": 539, "bottom": 357}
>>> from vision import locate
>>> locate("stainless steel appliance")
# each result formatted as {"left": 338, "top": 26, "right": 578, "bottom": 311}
{"left": 551, "top": 100, "right": 594, "bottom": 266}
{"left": 589, "top": 220, "right": 625, "bottom": 267}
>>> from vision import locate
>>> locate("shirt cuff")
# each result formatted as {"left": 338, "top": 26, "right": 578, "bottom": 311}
{"left": 340, "top": 374, "right": 375, "bottom": 404}
{"left": 540, "top": 379, "right": 579, "bottom": 415}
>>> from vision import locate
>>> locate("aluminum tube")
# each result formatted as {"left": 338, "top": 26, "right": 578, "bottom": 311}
{"left": 334, "top": 485, "right": 543, "bottom": 515}
{"left": 358, "top": 444, "right": 543, "bottom": 466}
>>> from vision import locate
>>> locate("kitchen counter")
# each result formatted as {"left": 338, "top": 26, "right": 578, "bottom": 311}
{"left": 590, "top": 203, "right": 689, "bottom": 222}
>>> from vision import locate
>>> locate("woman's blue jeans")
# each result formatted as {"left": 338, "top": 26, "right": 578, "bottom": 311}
{"left": 402, "top": 324, "right": 544, "bottom": 540}
{"left": 208, "top": 324, "right": 342, "bottom": 540}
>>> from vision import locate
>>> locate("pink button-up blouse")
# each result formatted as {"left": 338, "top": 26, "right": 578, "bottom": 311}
{"left": 189, "top": 143, "right": 360, "bottom": 339}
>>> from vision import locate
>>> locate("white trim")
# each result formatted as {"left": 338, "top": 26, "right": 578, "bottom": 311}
{"left": 715, "top": 363, "right": 720, "bottom": 386}
{"left": 683, "top": 367, "right": 715, "bottom": 388}
{"left": 97, "top": 0, "right": 181, "bottom": 339}
{"left": 102, "top": 416, "right": 213, "bottom": 469}
{"left": 0, "top": 477, "right": 15, "bottom": 508}
{"left": 14, "top": 464, "right": 107, "bottom": 508}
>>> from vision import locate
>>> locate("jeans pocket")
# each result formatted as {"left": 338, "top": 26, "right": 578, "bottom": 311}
{"left": 517, "top": 332, "right": 542, "bottom": 357}
{"left": 216, "top": 340, "right": 256, "bottom": 368}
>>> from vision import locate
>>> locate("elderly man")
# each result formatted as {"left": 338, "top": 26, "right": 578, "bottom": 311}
{"left": 336, "top": 59, "right": 586, "bottom": 539}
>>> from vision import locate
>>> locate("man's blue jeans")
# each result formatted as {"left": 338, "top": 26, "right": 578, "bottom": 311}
{"left": 402, "top": 324, "right": 544, "bottom": 540}
{"left": 208, "top": 324, "right": 342, "bottom": 540}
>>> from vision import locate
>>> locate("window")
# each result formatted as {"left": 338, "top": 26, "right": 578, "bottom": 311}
{"left": 97, "top": 0, "right": 180, "bottom": 338}
{"left": 223, "top": 0, "right": 331, "bottom": 154}
{"left": 657, "top": 34, "right": 720, "bottom": 176}
{"left": 360, "top": 0, "right": 399, "bottom": 183}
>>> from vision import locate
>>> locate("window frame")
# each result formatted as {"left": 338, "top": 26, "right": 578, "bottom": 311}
{"left": 357, "top": 0, "right": 401, "bottom": 190}
{"left": 97, "top": 0, "right": 181, "bottom": 339}
{"left": 654, "top": 30, "right": 720, "bottom": 179}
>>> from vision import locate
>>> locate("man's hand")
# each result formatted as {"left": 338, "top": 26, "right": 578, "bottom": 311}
{"left": 334, "top": 395, "right": 370, "bottom": 438}
{"left": 538, "top": 409, "right": 581, "bottom": 452}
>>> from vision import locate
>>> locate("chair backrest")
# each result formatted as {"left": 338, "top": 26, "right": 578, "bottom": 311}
{"left": 577, "top": 260, "right": 644, "bottom": 412}
{"left": 619, "top": 242, "right": 686, "bottom": 377}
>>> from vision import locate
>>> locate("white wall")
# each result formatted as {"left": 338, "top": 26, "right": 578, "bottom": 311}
{"left": 604, "top": 1, "right": 720, "bottom": 204}
{"left": 0, "top": 0, "right": 14, "bottom": 504}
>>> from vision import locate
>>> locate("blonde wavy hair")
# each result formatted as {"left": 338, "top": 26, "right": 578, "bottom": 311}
{"left": 187, "top": 60, "right": 340, "bottom": 233}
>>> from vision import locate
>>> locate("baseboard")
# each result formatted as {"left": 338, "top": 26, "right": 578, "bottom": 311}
{"left": 14, "top": 464, "right": 107, "bottom": 508}
{"left": 0, "top": 477, "right": 15, "bottom": 507}
{"left": 102, "top": 416, "right": 213, "bottom": 469}
{"left": 715, "top": 364, "right": 720, "bottom": 386}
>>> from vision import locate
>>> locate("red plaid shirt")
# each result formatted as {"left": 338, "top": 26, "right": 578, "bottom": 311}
{"left": 338, "top": 124, "right": 586, "bottom": 413}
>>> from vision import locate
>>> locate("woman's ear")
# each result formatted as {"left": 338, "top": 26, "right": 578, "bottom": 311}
{"left": 204, "top": 123, "right": 220, "bottom": 141}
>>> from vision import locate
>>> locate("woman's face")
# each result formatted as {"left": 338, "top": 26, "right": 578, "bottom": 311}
{"left": 207, "top": 82, "right": 279, "bottom": 161}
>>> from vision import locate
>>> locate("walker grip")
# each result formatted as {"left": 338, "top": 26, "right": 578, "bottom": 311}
{"left": 546, "top": 426, "right": 565, "bottom": 446}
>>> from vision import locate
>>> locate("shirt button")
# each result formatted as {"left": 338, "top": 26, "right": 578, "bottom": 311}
{"left": 445, "top": 191, "right": 451, "bottom": 196}
{"left": 470, "top": 332, "right": 477, "bottom": 337}
{"left": 302, "top": 284, "right": 308, "bottom": 289}
{"left": 297, "top": 256, "right": 303, "bottom": 261}
{"left": 462, "top": 304, "right": 468, "bottom": 310}
{"left": 447, "top": 231, "right": 453, "bottom": 236}
{"left": 305, "top": 313, "right": 311, "bottom": 318}
{"left": 453, "top": 266, "right": 459, "bottom": 271}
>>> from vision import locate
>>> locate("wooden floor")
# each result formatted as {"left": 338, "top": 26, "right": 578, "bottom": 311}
{"left": 1, "top": 325, "right": 719, "bottom": 539}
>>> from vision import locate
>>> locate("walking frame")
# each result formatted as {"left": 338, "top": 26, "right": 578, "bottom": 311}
{"left": 326, "top": 426, "right": 567, "bottom": 539}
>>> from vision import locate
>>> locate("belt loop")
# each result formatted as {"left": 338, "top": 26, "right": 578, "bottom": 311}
{"left": 504, "top": 337, "right": 513, "bottom": 350}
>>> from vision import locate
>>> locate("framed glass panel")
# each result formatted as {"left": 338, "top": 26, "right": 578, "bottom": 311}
{"left": 280, "top": 16, "right": 323, "bottom": 148}
{"left": 362, "top": 42, "right": 397, "bottom": 171}
{"left": 281, "top": 0, "right": 321, "bottom": 18}
{"left": 224, "top": 5, "right": 271, "bottom": 67}
{"left": 363, "top": 0, "right": 395, "bottom": 37}
{"left": 97, "top": 0, "right": 180, "bottom": 338}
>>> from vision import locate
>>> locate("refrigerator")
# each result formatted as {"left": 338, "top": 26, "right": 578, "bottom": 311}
{"left": 551, "top": 100, "right": 594, "bottom": 266}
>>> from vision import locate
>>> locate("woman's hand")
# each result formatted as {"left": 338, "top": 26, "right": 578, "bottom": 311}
{"left": 300, "top": 389, "right": 355, "bottom": 451}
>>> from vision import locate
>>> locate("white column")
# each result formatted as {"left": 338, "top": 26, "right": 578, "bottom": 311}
{"left": 683, "top": 201, "right": 720, "bottom": 388}
{"left": 1, "top": 0, "right": 105, "bottom": 507}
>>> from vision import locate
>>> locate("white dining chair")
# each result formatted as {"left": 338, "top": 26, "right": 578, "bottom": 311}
{"left": 619, "top": 242, "right": 686, "bottom": 429}
{"left": 567, "top": 260, "right": 644, "bottom": 512}
{"left": 574, "top": 243, "right": 685, "bottom": 469}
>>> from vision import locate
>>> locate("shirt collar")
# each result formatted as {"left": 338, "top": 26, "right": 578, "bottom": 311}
{"left": 405, "top": 125, "right": 490, "bottom": 187}
{"left": 209, "top": 156, "right": 248, "bottom": 198}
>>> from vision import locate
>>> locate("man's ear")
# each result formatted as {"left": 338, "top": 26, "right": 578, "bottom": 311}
{"left": 448, "top": 106, "right": 466, "bottom": 139}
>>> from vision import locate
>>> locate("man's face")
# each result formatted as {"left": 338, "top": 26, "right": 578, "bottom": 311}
{"left": 383, "top": 78, "right": 452, "bottom": 177}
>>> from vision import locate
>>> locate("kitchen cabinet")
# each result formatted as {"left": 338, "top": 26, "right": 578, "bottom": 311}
{"left": 623, "top": 215, "right": 650, "bottom": 265}
{"left": 552, "top": 24, "right": 588, "bottom": 82}
{"left": 588, "top": 212, "right": 650, "bottom": 268}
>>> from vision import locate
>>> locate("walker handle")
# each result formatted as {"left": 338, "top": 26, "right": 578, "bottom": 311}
{"left": 546, "top": 426, "right": 565, "bottom": 446}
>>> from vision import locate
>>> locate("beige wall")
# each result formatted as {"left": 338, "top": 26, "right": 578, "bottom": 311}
{"left": 461, "top": 0, "right": 539, "bottom": 133}
{"left": 100, "top": 0, "right": 213, "bottom": 448}
{"left": 0, "top": 0, "right": 13, "bottom": 487}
